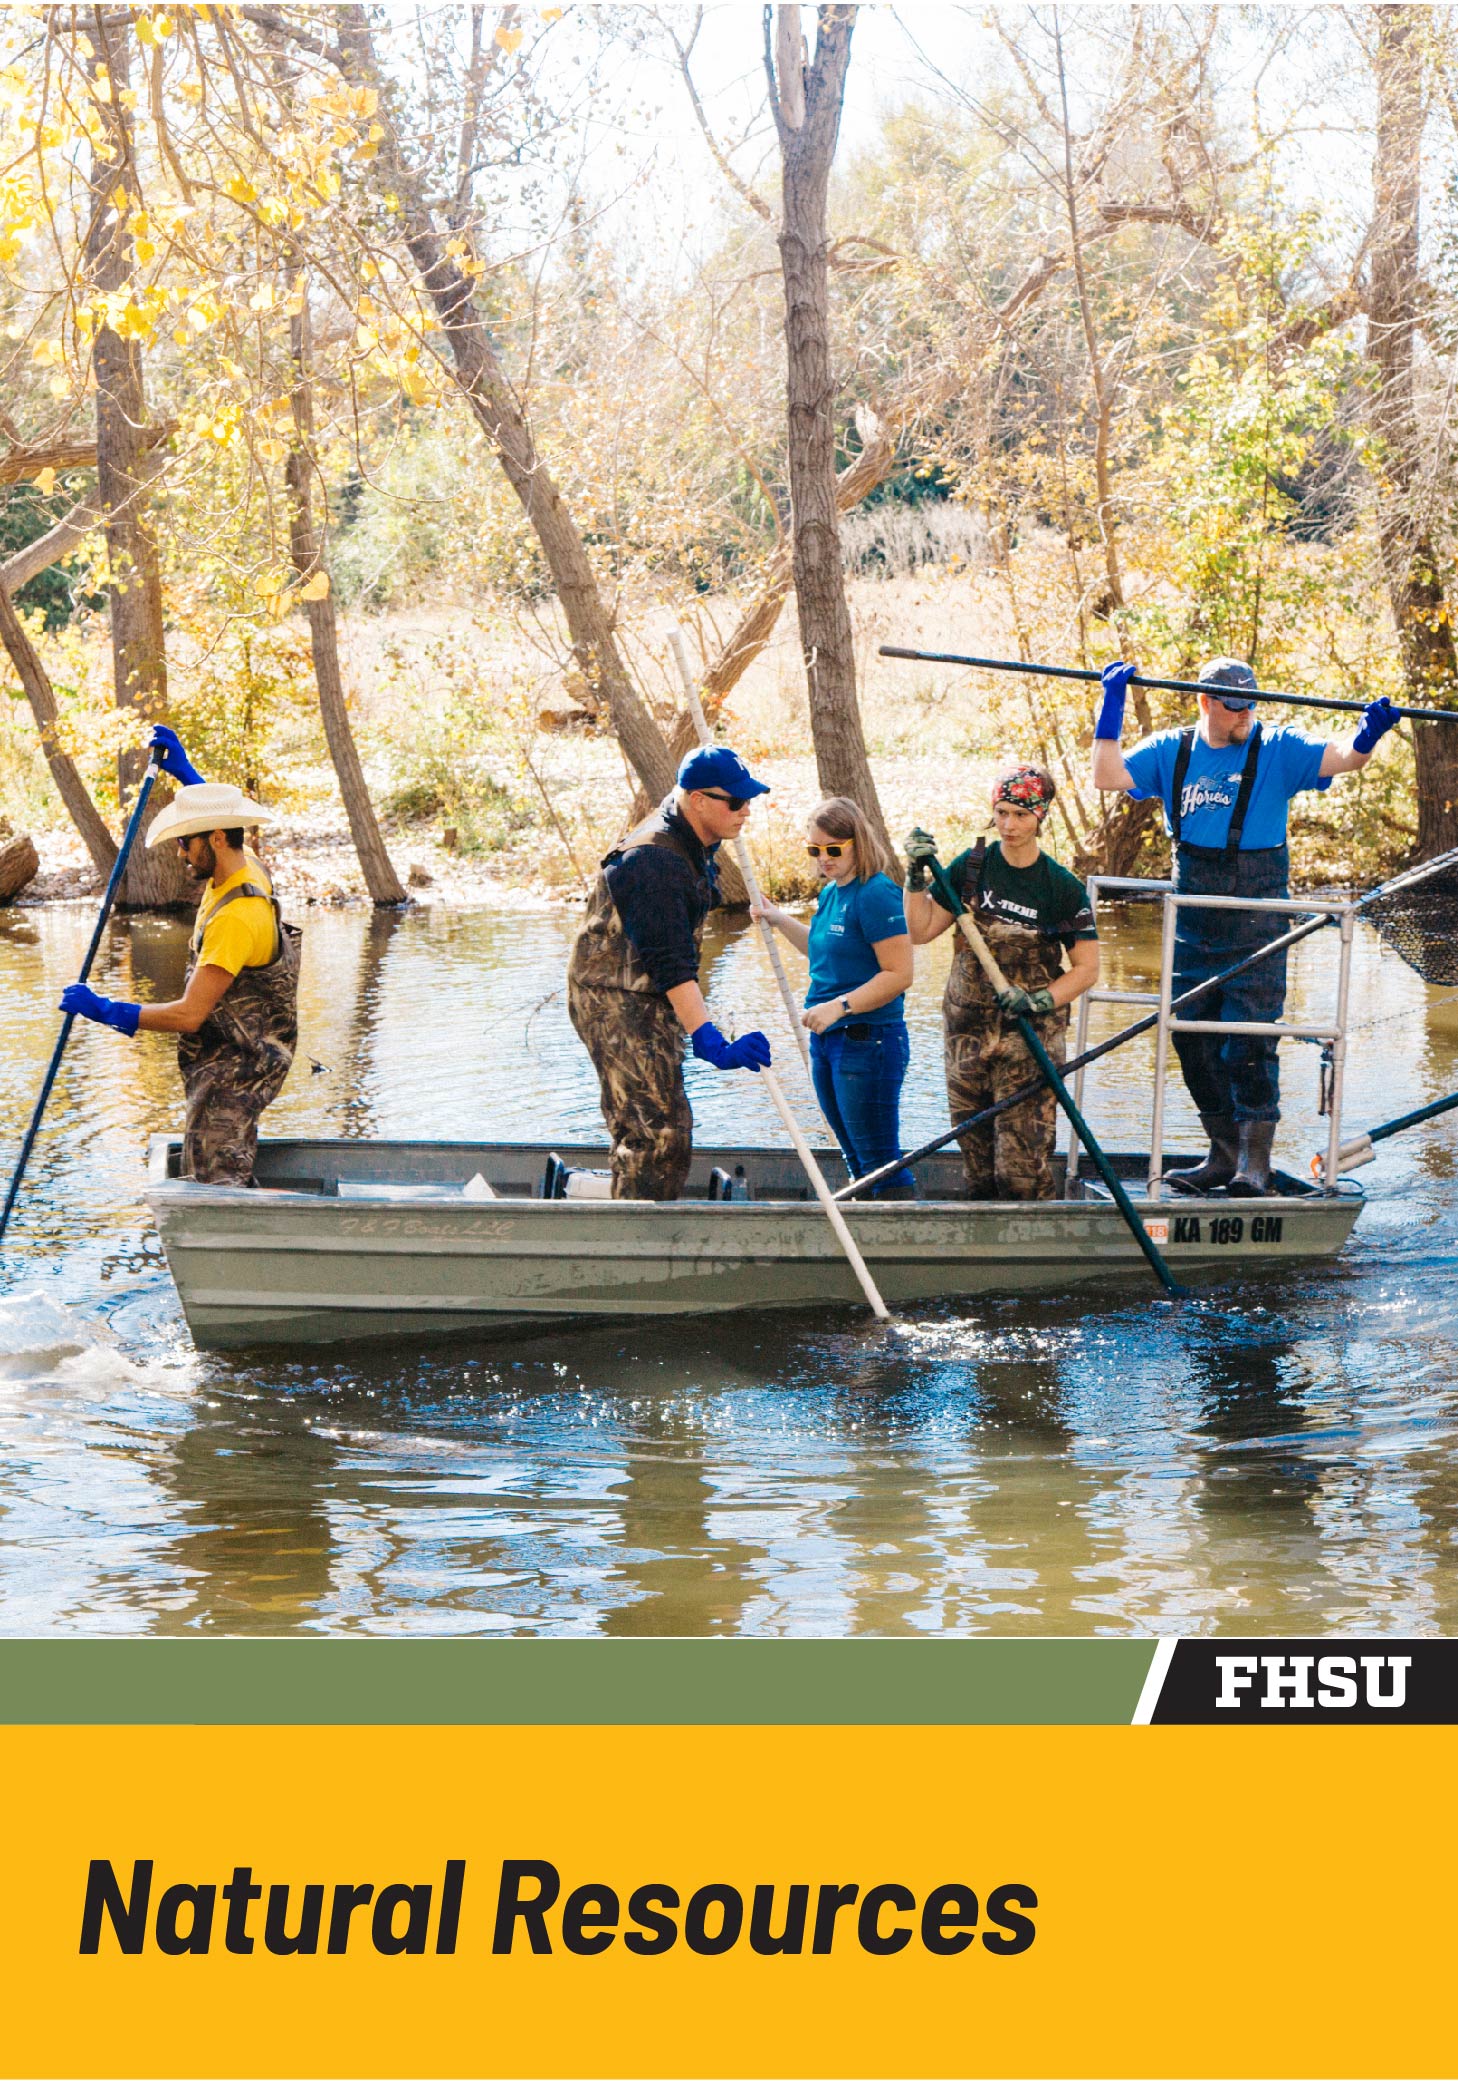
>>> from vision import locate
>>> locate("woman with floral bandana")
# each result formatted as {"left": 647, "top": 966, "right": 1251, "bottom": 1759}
{"left": 904, "top": 764, "right": 1100, "bottom": 1200}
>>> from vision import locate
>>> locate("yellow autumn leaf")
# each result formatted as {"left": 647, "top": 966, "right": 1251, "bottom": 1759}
{"left": 299, "top": 572, "right": 330, "bottom": 601}
{"left": 109, "top": 184, "right": 130, "bottom": 212}
{"left": 248, "top": 284, "right": 276, "bottom": 311}
{"left": 187, "top": 306, "right": 211, "bottom": 332}
{"left": 133, "top": 238, "right": 156, "bottom": 265}
{"left": 225, "top": 175, "right": 257, "bottom": 205}
{"left": 253, "top": 571, "right": 284, "bottom": 598}
{"left": 496, "top": 25, "right": 523, "bottom": 52}
{"left": 33, "top": 466, "right": 56, "bottom": 495}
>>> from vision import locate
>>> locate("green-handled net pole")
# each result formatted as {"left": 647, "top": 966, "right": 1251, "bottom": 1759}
{"left": 925, "top": 854, "right": 1184, "bottom": 1299}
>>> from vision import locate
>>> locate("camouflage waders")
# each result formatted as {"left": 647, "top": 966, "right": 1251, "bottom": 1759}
{"left": 944, "top": 875, "right": 1067, "bottom": 1202}
{"left": 177, "top": 884, "right": 301, "bottom": 1186}
{"left": 567, "top": 983, "right": 694, "bottom": 1199}
{"left": 566, "top": 805, "right": 714, "bottom": 1201}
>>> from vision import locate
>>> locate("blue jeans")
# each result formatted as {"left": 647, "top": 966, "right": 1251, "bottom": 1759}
{"left": 1172, "top": 844, "right": 1289, "bottom": 1123}
{"left": 810, "top": 1021, "right": 914, "bottom": 1195}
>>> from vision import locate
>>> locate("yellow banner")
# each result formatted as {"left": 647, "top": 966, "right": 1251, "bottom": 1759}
{"left": 2, "top": 1725, "right": 1450, "bottom": 2079}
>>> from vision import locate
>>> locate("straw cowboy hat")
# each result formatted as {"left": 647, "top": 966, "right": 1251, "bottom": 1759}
{"left": 146, "top": 781, "right": 277, "bottom": 848}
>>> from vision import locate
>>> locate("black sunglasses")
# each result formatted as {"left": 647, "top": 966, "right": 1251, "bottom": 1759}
{"left": 698, "top": 789, "right": 749, "bottom": 813}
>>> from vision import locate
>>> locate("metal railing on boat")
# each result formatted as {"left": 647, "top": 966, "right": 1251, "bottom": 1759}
{"left": 1070, "top": 877, "right": 1357, "bottom": 1197}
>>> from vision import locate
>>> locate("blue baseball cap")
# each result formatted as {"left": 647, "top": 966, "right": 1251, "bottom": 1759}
{"left": 1198, "top": 657, "right": 1258, "bottom": 709}
{"left": 676, "top": 745, "right": 770, "bottom": 799}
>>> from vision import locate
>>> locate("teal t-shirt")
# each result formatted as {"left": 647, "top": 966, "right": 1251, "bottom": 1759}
{"left": 806, "top": 871, "right": 908, "bottom": 1027}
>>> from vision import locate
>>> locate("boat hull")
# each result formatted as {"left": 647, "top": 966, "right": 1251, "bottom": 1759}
{"left": 146, "top": 1137, "right": 1366, "bottom": 1351}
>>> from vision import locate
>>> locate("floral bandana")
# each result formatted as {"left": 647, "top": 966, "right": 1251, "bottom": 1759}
{"left": 992, "top": 765, "right": 1056, "bottom": 820}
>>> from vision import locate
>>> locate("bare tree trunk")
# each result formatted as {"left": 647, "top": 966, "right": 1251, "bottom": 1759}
{"left": 0, "top": 582, "right": 117, "bottom": 876}
{"left": 286, "top": 304, "right": 407, "bottom": 906}
{"left": 1369, "top": 4, "right": 1458, "bottom": 860}
{"left": 333, "top": 5, "right": 677, "bottom": 807}
{"left": 766, "top": 5, "right": 890, "bottom": 853}
{"left": 83, "top": 8, "right": 190, "bottom": 909}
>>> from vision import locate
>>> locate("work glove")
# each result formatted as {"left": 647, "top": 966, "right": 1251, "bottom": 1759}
{"left": 996, "top": 984, "right": 1056, "bottom": 1018}
{"left": 904, "top": 826, "right": 938, "bottom": 891}
{"left": 1353, "top": 696, "right": 1401, "bottom": 754}
{"left": 690, "top": 1021, "right": 771, "bottom": 1072}
{"left": 60, "top": 983, "right": 141, "bottom": 1037}
{"left": 148, "top": 724, "right": 204, "bottom": 787}
{"left": 1094, "top": 660, "right": 1135, "bottom": 741}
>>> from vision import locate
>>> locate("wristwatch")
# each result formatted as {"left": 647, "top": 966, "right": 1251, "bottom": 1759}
{"left": 839, "top": 995, "right": 854, "bottom": 1020}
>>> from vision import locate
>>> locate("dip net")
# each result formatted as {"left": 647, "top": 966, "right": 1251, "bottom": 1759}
{"left": 1361, "top": 845, "right": 1458, "bottom": 985}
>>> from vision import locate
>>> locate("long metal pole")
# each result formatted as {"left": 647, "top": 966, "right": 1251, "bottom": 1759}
{"left": 1323, "top": 909, "right": 1356, "bottom": 1190}
{"left": 879, "top": 646, "right": 1458, "bottom": 725}
{"left": 925, "top": 857, "right": 1183, "bottom": 1297}
{"left": 1148, "top": 893, "right": 1179, "bottom": 1200}
{"left": 0, "top": 762, "right": 158, "bottom": 1249}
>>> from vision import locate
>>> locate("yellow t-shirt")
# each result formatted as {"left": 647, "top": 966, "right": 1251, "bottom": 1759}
{"left": 195, "top": 853, "right": 277, "bottom": 977}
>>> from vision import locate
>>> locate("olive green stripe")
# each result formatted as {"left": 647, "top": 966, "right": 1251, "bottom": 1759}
{"left": 0, "top": 1640, "right": 1155, "bottom": 1725}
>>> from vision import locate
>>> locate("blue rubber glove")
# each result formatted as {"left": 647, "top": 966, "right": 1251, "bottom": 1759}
{"left": 148, "top": 724, "right": 204, "bottom": 786}
{"left": 60, "top": 983, "right": 141, "bottom": 1037}
{"left": 690, "top": 1021, "right": 772, "bottom": 1072}
{"left": 1353, "top": 696, "right": 1400, "bottom": 754}
{"left": 1094, "top": 660, "right": 1135, "bottom": 740}
{"left": 996, "top": 985, "right": 1055, "bottom": 1017}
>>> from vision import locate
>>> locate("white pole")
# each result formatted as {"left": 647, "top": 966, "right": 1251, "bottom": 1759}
{"left": 669, "top": 626, "right": 890, "bottom": 1320}
{"left": 761, "top": 1068, "right": 890, "bottom": 1320}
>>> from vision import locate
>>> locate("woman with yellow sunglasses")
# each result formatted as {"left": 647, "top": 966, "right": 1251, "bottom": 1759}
{"left": 752, "top": 797, "right": 916, "bottom": 1197}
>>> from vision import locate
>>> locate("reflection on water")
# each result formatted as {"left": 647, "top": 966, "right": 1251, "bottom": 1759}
{"left": 2, "top": 895, "right": 1457, "bottom": 1636}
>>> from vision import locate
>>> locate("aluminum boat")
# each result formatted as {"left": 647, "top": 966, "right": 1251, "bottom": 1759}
{"left": 146, "top": 1134, "right": 1365, "bottom": 1350}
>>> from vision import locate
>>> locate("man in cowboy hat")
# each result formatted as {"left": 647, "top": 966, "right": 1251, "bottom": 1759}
{"left": 1091, "top": 656, "right": 1399, "bottom": 1194}
{"left": 60, "top": 727, "right": 300, "bottom": 1186}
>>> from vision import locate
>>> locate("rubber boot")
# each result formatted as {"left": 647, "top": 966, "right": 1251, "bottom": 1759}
{"left": 1164, "top": 1113, "right": 1239, "bottom": 1195}
{"left": 1227, "top": 1119, "right": 1277, "bottom": 1198}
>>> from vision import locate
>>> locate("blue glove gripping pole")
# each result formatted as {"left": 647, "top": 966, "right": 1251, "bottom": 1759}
{"left": 0, "top": 764, "right": 158, "bottom": 1251}
{"left": 924, "top": 853, "right": 1185, "bottom": 1300}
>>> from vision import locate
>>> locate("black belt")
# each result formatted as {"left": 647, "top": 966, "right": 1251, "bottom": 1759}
{"left": 1176, "top": 841, "right": 1287, "bottom": 864}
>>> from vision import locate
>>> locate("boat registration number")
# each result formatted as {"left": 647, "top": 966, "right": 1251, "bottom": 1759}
{"left": 1147, "top": 1213, "right": 1284, "bottom": 1246}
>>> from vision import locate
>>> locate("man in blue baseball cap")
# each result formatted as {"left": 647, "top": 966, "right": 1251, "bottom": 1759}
{"left": 1091, "top": 654, "right": 1399, "bottom": 1195}
{"left": 566, "top": 745, "right": 774, "bottom": 1198}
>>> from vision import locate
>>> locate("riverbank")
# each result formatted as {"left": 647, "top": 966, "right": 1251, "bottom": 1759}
{"left": 0, "top": 563, "right": 1407, "bottom": 912}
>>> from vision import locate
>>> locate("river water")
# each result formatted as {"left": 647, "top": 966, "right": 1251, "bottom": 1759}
{"left": 1, "top": 893, "right": 1456, "bottom": 1636}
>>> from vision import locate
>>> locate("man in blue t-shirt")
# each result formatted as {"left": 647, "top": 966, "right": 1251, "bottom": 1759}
{"left": 1091, "top": 656, "right": 1399, "bottom": 1194}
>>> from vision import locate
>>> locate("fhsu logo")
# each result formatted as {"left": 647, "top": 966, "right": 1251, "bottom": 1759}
{"left": 1215, "top": 1653, "right": 1411, "bottom": 1711}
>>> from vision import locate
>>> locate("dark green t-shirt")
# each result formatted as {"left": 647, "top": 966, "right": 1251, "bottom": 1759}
{"left": 942, "top": 842, "right": 1098, "bottom": 945}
